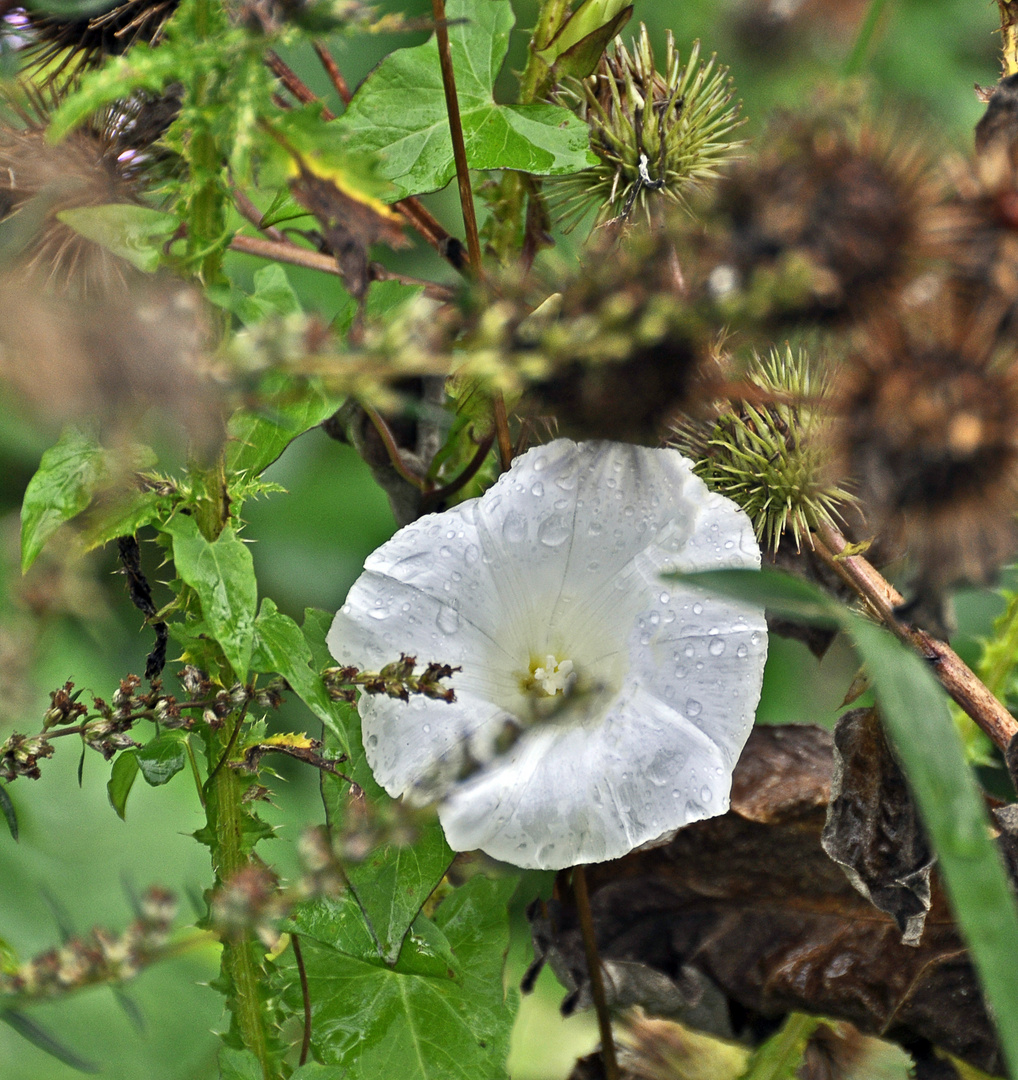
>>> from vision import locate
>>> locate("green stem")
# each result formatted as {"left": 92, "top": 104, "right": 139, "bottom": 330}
{"left": 203, "top": 716, "right": 275, "bottom": 1080}
{"left": 185, "top": 0, "right": 227, "bottom": 284}
{"left": 488, "top": 0, "right": 570, "bottom": 263}
{"left": 842, "top": 0, "right": 890, "bottom": 77}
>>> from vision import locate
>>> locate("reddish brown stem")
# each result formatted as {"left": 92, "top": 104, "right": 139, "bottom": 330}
{"left": 572, "top": 866, "right": 619, "bottom": 1080}
{"left": 232, "top": 187, "right": 286, "bottom": 242}
{"left": 313, "top": 41, "right": 352, "bottom": 103}
{"left": 431, "top": 0, "right": 483, "bottom": 278}
{"left": 493, "top": 392, "right": 513, "bottom": 471}
{"left": 813, "top": 521, "right": 1018, "bottom": 751}
{"left": 266, "top": 50, "right": 336, "bottom": 116}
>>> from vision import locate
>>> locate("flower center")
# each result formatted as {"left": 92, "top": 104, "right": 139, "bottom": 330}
{"left": 529, "top": 654, "right": 577, "bottom": 697}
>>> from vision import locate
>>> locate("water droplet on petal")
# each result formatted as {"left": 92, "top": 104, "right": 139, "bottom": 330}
{"left": 538, "top": 516, "right": 571, "bottom": 547}
{"left": 502, "top": 512, "right": 526, "bottom": 543}
{"left": 423, "top": 724, "right": 431, "bottom": 734}
{"left": 368, "top": 606, "right": 389, "bottom": 621}
{"left": 700, "top": 785, "right": 711, "bottom": 802}
{"left": 439, "top": 546, "right": 452, "bottom": 558}
{"left": 684, "top": 799, "right": 701, "bottom": 823}
{"left": 465, "top": 543, "right": 479, "bottom": 564}
{"left": 737, "top": 644, "right": 748, "bottom": 659}
{"left": 436, "top": 605, "right": 460, "bottom": 634}
{"left": 708, "top": 639, "right": 726, "bottom": 657}
{"left": 660, "top": 592, "right": 670, "bottom": 604}
{"left": 692, "top": 602, "right": 703, "bottom": 616}
{"left": 531, "top": 481, "right": 545, "bottom": 497}
{"left": 685, "top": 699, "right": 702, "bottom": 718}
{"left": 367, "top": 735, "right": 378, "bottom": 748}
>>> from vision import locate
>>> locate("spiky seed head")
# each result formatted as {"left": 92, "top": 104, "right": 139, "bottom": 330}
{"left": 671, "top": 345, "right": 853, "bottom": 553}
{"left": 830, "top": 324, "right": 1018, "bottom": 588}
{"left": 703, "top": 106, "right": 939, "bottom": 326}
{"left": 548, "top": 24, "right": 744, "bottom": 232}
{"left": 19, "top": 0, "right": 178, "bottom": 84}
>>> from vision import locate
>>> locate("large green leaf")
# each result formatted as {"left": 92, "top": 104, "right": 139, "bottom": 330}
{"left": 226, "top": 380, "right": 343, "bottom": 478}
{"left": 333, "top": 0, "right": 595, "bottom": 198}
{"left": 20, "top": 426, "right": 107, "bottom": 572}
{"left": 107, "top": 751, "right": 140, "bottom": 820}
{"left": 56, "top": 205, "right": 179, "bottom": 273}
{"left": 135, "top": 732, "right": 187, "bottom": 786}
{"left": 164, "top": 515, "right": 257, "bottom": 681}
{"left": 287, "top": 876, "right": 518, "bottom": 1080}
{"left": 251, "top": 598, "right": 351, "bottom": 755}
{"left": 674, "top": 567, "right": 1018, "bottom": 1076}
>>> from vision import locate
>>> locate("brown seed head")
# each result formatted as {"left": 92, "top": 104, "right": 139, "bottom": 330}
{"left": 831, "top": 324, "right": 1018, "bottom": 588}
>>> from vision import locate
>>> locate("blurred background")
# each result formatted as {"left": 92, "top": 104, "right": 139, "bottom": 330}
{"left": 0, "top": 0, "right": 1007, "bottom": 1075}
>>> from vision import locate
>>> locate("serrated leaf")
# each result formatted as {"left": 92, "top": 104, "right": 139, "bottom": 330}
{"left": 227, "top": 380, "right": 342, "bottom": 477}
{"left": 20, "top": 427, "right": 107, "bottom": 572}
{"left": 287, "top": 876, "right": 518, "bottom": 1080}
{"left": 676, "top": 566, "right": 1018, "bottom": 1075}
{"left": 0, "top": 783, "right": 17, "bottom": 841}
{"left": 135, "top": 733, "right": 186, "bottom": 786}
{"left": 164, "top": 515, "right": 257, "bottom": 681}
{"left": 56, "top": 205, "right": 179, "bottom": 273}
{"left": 0, "top": 1010, "right": 99, "bottom": 1073}
{"left": 218, "top": 1046, "right": 265, "bottom": 1080}
{"left": 333, "top": 0, "right": 595, "bottom": 198}
{"left": 107, "top": 752, "right": 140, "bottom": 820}
{"left": 251, "top": 598, "right": 351, "bottom": 755}
{"left": 77, "top": 490, "right": 166, "bottom": 553}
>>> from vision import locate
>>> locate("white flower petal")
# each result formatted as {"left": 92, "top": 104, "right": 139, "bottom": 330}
{"left": 328, "top": 438, "right": 768, "bottom": 870}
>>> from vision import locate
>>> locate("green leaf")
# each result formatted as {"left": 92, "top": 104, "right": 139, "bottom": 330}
{"left": 227, "top": 380, "right": 343, "bottom": 478}
{"left": 345, "top": 823, "right": 454, "bottom": 964}
{"left": 0, "top": 1010, "right": 99, "bottom": 1073}
{"left": 676, "top": 567, "right": 1018, "bottom": 1076}
{"left": 737, "top": 1013, "right": 821, "bottom": 1080}
{"left": 302, "top": 607, "right": 337, "bottom": 672}
{"left": 218, "top": 1046, "right": 264, "bottom": 1080}
{"left": 107, "top": 752, "right": 140, "bottom": 820}
{"left": 251, "top": 598, "right": 351, "bottom": 755}
{"left": 287, "top": 875, "right": 518, "bottom": 1080}
{"left": 78, "top": 489, "right": 167, "bottom": 553}
{"left": 0, "top": 783, "right": 17, "bottom": 841}
{"left": 135, "top": 733, "right": 187, "bottom": 786}
{"left": 535, "top": 0, "right": 633, "bottom": 82}
{"left": 333, "top": 0, "right": 595, "bottom": 198}
{"left": 56, "top": 205, "right": 179, "bottom": 273}
{"left": 20, "top": 426, "right": 107, "bottom": 572}
{"left": 164, "top": 515, "right": 257, "bottom": 681}
{"left": 260, "top": 186, "right": 314, "bottom": 229}
{"left": 289, "top": 1064, "right": 347, "bottom": 1080}
{"left": 211, "top": 263, "right": 303, "bottom": 328}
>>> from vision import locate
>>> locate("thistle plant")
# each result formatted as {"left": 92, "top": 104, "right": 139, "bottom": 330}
{"left": 672, "top": 346, "right": 853, "bottom": 553}
{"left": 549, "top": 24, "right": 745, "bottom": 230}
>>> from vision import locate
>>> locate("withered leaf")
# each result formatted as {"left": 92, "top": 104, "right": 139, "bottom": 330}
{"left": 289, "top": 165, "right": 408, "bottom": 301}
{"left": 821, "top": 707, "right": 934, "bottom": 946}
{"left": 530, "top": 725, "right": 1003, "bottom": 1076}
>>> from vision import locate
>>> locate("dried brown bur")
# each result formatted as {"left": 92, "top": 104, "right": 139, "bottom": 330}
{"left": 529, "top": 725, "right": 1004, "bottom": 1076}
{"left": 829, "top": 320, "right": 1018, "bottom": 600}
{"left": 701, "top": 106, "right": 939, "bottom": 326}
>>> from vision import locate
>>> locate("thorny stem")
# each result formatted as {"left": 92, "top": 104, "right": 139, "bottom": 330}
{"left": 813, "top": 521, "right": 1018, "bottom": 752}
{"left": 572, "top": 866, "right": 619, "bottom": 1080}
{"left": 431, "top": 0, "right": 483, "bottom": 277}
{"left": 203, "top": 710, "right": 274, "bottom": 1079}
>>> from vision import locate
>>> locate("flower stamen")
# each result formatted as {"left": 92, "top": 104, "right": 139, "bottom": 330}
{"left": 530, "top": 655, "right": 577, "bottom": 697}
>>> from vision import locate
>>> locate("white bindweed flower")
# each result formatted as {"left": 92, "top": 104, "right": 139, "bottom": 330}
{"left": 328, "top": 439, "right": 767, "bottom": 870}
